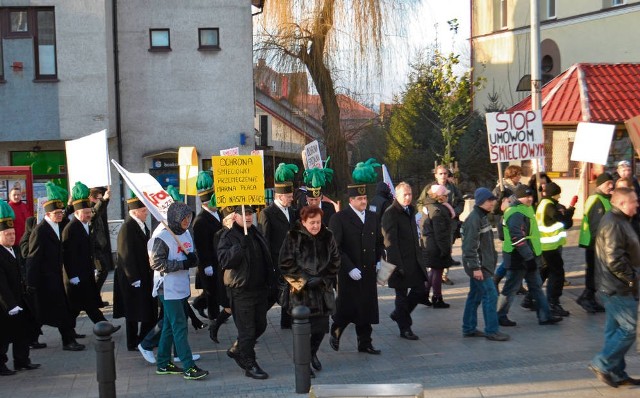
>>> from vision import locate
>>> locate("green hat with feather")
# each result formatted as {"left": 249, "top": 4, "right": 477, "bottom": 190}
{"left": 0, "top": 199, "right": 15, "bottom": 231}
{"left": 196, "top": 170, "right": 215, "bottom": 204}
{"left": 303, "top": 159, "right": 333, "bottom": 198}
{"left": 44, "top": 181, "right": 68, "bottom": 213}
{"left": 348, "top": 158, "right": 381, "bottom": 197}
{"left": 166, "top": 185, "right": 183, "bottom": 202}
{"left": 126, "top": 190, "right": 145, "bottom": 210}
{"left": 274, "top": 163, "right": 298, "bottom": 194}
{"left": 71, "top": 181, "right": 92, "bottom": 210}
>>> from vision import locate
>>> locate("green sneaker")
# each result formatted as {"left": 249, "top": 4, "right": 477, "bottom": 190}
{"left": 156, "top": 362, "right": 184, "bottom": 375}
{"left": 183, "top": 365, "right": 209, "bottom": 380}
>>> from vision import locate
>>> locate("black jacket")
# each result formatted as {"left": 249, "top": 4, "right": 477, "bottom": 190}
{"left": 217, "top": 223, "right": 275, "bottom": 290}
{"left": 193, "top": 208, "right": 223, "bottom": 291}
{"left": 594, "top": 207, "right": 640, "bottom": 297}
{"left": 258, "top": 203, "right": 297, "bottom": 267}
{"left": 420, "top": 196, "right": 453, "bottom": 269}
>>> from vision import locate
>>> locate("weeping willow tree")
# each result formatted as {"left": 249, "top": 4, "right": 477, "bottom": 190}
{"left": 254, "top": 0, "right": 416, "bottom": 192}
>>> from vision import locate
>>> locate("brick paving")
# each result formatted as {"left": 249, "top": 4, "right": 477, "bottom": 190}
{"left": 2, "top": 227, "right": 639, "bottom": 397}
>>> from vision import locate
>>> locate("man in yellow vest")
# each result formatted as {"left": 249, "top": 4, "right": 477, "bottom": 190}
{"left": 535, "top": 182, "right": 574, "bottom": 317}
{"left": 577, "top": 173, "right": 613, "bottom": 313}
{"left": 496, "top": 185, "right": 562, "bottom": 327}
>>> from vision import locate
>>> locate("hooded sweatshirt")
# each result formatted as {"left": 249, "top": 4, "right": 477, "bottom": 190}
{"left": 149, "top": 202, "right": 195, "bottom": 299}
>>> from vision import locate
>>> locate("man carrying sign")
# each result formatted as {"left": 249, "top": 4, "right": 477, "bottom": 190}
{"left": 218, "top": 206, "right": 274, "bottom": 380}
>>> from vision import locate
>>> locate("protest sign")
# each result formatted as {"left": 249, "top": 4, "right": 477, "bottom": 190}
{"left": 303, "top": 140, "right": 323, "bottom": 169}
{"left": 486, "top": 110, "right": 544, "bottom": 163}
{"left": 111, "top": 160, "right": 174, "bottom": 222}
{"left": 65, "top": 129, "right": 111, "bottom": 189}
{"left": 178, "top": 146, "right": 198, "bottom": 196}
{"left": 570, "top": 122, "right": 615, "bottom": 165}
{"left": 220, "top": 147, "right": 239, "bottom": 156}
{"left": 624, "top": 114, "right": 640, "bottom": 159}
{"left": 212, "top": 155, "right": 265, "bottom": 207}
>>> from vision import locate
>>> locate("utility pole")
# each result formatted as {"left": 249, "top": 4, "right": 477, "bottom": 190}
{"left": 531, "top": 0, "right": 543, "bottom": 183}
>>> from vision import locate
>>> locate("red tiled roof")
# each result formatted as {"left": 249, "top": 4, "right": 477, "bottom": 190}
{"left": 509, "top": 63, "right": 640, "bottom": 125}
{"left": 293, "top": 94, "right": 378, "bottom": 121}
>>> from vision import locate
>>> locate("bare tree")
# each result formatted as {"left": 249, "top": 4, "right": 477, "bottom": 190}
{"left": 254, "top": 0, "right": 416, "bottom": 192}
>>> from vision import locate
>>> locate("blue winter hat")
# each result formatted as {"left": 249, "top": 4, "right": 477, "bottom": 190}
{"left": 474, "top": 187, "right": 497, "bottom": 205}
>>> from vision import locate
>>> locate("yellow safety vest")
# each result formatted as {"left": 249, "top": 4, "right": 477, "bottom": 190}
{"left": 535, "top": 198, "right": 567, "bottom": 251}
{"left": 578, "top": 194, "right": 612, "bottom": 247}
{"left": 502, "top": 204, "right": 542, "bottom": 256}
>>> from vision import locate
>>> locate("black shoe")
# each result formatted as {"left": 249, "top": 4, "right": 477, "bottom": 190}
{"left": 245, "top": 362, "right": 269, "bottom": 380}
{"left": 442, "top": 277, "right": 454, "bottom": 285}
{"left": 311, "top": 353, "right": 322, "bottom": 371}
{"left": 0, "top": 365, "right": 16, "bottom": 376}
{"left": 62, "top": 342, "right": 85, "bottom": 351}
{"left": 400, "top": 329, "right": 419, "bottom": 340}
{"left": 389, "top": 312, "right": 399, "bottom": 323}
{"left": 29, "top": 342, "right": 47, "bottom": 349}
{"left": 432, "top": 297, "right": 450, "bottom": 309}
{"left": 183, "top": 365, "right": 209, "bottom": 380}
{"left": 14, "top": 363, "right": 41, "bottom": 371}
{"left": 576, "top": 296, "right": 598, "bottom": 313}
{"left": 192, "top": 321, "right": 206, "bottom": 331}
{"left": 156, "top": 362, "right": 184, "bottom": 375}
{"left": 516, "top": 286, "right": 528, "bottom": 295}
{"left": 419, "top": 296, "right": 432, "bottom": 306}
{"left": 309, "top": 367, "right": 316, "bottom": 378}
{"left": 463, "top": 330, "right": 486, "bottom": 338}
{"left": 618, "top": 377, "right": 640, "bottom": 386}
{"left": 227, "top": 347, "right": 250, "bottom": 370}
{"left": 520, "top": 298, "right": 537, "bottom": 311}
{"left": 209, "top": 311, "right": 231, "bottom": 343}
{"left": 73, "top": 332, "right": 86, "bottom": 339}
{"left": 450, "top": 259, "right": 461, "bottom": 266}
{"left": 539, "top": 316, "right": 563, "bottom": 325}
{"left": 588, "top": 364, "right": 618, "bottom": 388}
{"left": 550, "top": 303, "right": 570, "bottom": 317}
{"left": 499, "top": 318, "right": 517, "bottom": 327}
{"left": 100, "top": 301, "right": 110, "bottom": 308}
{"left": 329, "top": 334, "right": 340, "bottom": 351}
{"left": 358, "top": 346, "right": 382, "bottom": 355}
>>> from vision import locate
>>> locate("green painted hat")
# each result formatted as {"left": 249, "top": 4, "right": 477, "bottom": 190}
{"left": 303, "top": 161, "right": 334, "bottom": 198}
{"left": 71, "top": 181, "right": 92, "bottom": 210}
{"left": 44, "top": 181, "right": 68, "bottom": 213}
{"left": 166, "top": 185, "right": 183, "bottom": 202}
{"left": 0, "top": 199, "right": 15, "bottom": 231}
{"left": 196, "top": 170, "right": 215, "bottom": 203}
{"left": 274, "top": 163, "right": 298, "bottom": 194}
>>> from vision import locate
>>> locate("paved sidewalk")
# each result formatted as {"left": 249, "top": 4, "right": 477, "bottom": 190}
{"left": 2, "top": 228, "right": 639, "bottom": 397}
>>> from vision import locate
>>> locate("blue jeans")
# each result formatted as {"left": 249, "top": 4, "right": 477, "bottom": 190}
{"left": 157, "top": 296, "right": 194, "bottom": 370}
{"left": 497, "top": 268, "right": 552, "bottom": 322}
{"left": 495, "top": 261, "right": 506, "bottom": 278}
{"left": 591, "top": 293, "right": 638, "bottom": 382}
{"left": 462, "top": 276, "right": 499, "bottom": 335}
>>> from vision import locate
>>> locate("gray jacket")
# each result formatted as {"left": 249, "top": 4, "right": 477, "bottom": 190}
{"left": 461, "top": 205, "right": 497, "bottom": 278}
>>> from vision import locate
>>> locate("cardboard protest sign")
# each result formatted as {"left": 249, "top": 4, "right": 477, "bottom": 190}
{"left": 212, "top": 155, "right": 265, "bottom": 207}
{"left": 570, "top": 122, "right": 615, "bottom": 165}
{"left": 624, "top": 114, "right": 640, "bottom": 159}
{"left": 111, "top": 160, "right": 174, "bottom": 222}
{"left": 178, "top": 146, "right": 198, "bottom": 196}
{"left": 303, "top": 141, "right": 323, "bottom": 169}
{"left": 486, "top": 110, "right": 544, "bottom": 163}
{"left": 65, "top": 129, "right": 111, "bottom": 189}
{"left": 220, "top": 147, "right": 239, "bottom": 156}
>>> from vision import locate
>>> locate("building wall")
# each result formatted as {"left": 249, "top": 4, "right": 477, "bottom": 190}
{"left": 117, "top": 0, "right": 255, "bottom": 174}
{"left": 471, "top": 0, "right": 640, "bottom": 111}
{"left": 0, "top": 0, "right": 112, "bottom": 141}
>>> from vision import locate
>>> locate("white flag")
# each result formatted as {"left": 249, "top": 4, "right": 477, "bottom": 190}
{"left": 111, "top": 160, "right": 174, "bottom": 222}
{"left": 382, "top": 164, "right": 396, "bottom": 198}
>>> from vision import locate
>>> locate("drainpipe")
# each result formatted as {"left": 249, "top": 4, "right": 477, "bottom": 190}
{"left": 112, "top": 0, "right": 125, "bottom": 218}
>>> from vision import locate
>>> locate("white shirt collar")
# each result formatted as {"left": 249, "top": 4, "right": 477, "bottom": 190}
{"left": 44, "top": 215, "right": 60, "bottom": 239}
{"left": 202, "top": 205, "right": 220, "bottom": 222}
{"left": 275, "top": 200, "right": 290, "bottom": 221}
{"left": 349, "top": 204, "right": 366, "bottom": 223}
{"left": 3, "top": 246, "right": 15, "bottom": 258}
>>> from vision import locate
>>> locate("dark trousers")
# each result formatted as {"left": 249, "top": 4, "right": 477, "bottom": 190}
{"left": 125, "top": 320, "right": 156, "bottom": 350}
{"left": 94, "top": 255, "right": 109, "bottom": 293}
{"left": 393, "top": 284, "right": 427, "bottom": 331}
{"left": 204, "top": 282, "right": 220, "bottom": 320}
{"left": 331, "top": 317, "right": 373, "bottom": 348}
{"left": 310, "top": 332, "right": 324, "bottom": 355}
{"left": 58, "top": 326, "right": 77, "bottom": 345}
{"left": 229, "top": 287, "right": 269, "bottom": 361}
{"left": 426, "top": 268, "right": 444, "bottom": 298}
{"left": 1, "top": 338, "right": 30, "bottom": 368}
{"left": 540, "top": 249, "right": 564, "bottom": 303}
{"left": 72, "top": 303, "right": 107, "bottom": 325}
{"left": 584, "top": 248, "right": 596, "bottom": 294}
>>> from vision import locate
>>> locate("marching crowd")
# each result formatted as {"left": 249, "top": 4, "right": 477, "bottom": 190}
{"left": 1, "top": 160, "right": 639, "bottom": 388}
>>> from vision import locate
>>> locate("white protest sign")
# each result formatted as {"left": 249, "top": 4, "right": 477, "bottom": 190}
{"left": 486, "top": 110, "right": 544, "bottom": 163}
{"left": 570, "top": 122, "right": 615, "bottom": 165}
{"left": 303, "top": 141, "right": 323, "bottom": 169}
{"left": 220, "top": 147, "right": 239, "bottom": 156}
{"left": 65, "top": 129, "right": 111, "bottom": 188}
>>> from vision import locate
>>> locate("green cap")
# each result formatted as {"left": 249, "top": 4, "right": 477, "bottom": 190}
{"left": 0, "top": 199, "right": 16, "bottom": 231}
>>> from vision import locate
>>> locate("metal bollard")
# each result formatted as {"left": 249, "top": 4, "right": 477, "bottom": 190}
{"left": 94, "top": 321, "right": 119, "bottom": 398}
{"left": 291, "top": 305, "right": 311, "bottom": 394}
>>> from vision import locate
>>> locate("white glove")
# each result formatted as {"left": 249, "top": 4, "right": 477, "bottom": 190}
{"left": 70, "top": 277, "right": 80, "bottom": 285}
{"left": 8, "top": 306, "right": 23, "bottom": 316}
{"left": 204, "top": 266, "right": 214, "bottom": 277}
{"left": 131, "top": 280, "right": 141, "bottom": 288}
{"left": 348, "top": 268, "right": 362, "bottom": 281}
{"left": 376, "top": 261, "right": 381, "bottom": 272}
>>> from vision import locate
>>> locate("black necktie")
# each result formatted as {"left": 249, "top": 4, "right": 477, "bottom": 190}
{"left": 404, "top": 207, "right": 410, "bottom": 216}
{"left": 144, "top": 225, "right": 150, "bottom": 240}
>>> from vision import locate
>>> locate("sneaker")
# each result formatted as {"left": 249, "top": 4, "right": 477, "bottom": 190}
{"left": 138, "top": 344, "right": 156, "bottom": 364}
{"left": 550, "top": 303, "right": 570, "bottom": 317}
{"left": 463, "top": 330, "right": 485, "bottom": 338}
{"left": 183, "top": 365, "right": 209, "bottom": 380}
{"left": 156, "top": 362, "right": 184, "bottom": 375}
{"left": 485, "top": 331, "right": 510, "bottom": 341}
{"left": 173, "top": 354, "right": 201, "bottom": 363}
